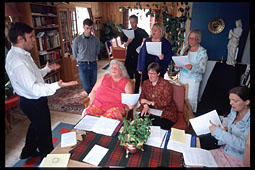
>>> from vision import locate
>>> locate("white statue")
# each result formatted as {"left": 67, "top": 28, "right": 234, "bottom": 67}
{"left": 226, "top": 19, "right": 243, "bottom": 66}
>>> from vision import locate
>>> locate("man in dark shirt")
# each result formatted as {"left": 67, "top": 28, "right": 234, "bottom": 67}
{"left": 121, "top": 15, "right": 149, "bottom": 93}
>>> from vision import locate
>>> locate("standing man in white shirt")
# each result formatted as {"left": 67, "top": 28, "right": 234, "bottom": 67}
{"left": 5, "top": 22, "right": 78, "bottom": 159}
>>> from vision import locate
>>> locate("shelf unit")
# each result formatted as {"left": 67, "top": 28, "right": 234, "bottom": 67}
{"left": 19, "top": 2, "right": 62, "bottom": 84}
{"left": 57, "top": 4, "right": 78, "bottom": 55}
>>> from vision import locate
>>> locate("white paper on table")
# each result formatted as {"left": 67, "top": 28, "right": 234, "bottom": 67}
{"left": 149, "top": 108, "right": 163, "bottom": 117}
{"left": 40, "top": 153, "right": 71, "bottom": 167}
{"left": 183, "top": 147, "right": 218, "bottom": 167}
{"left": 122, "top": 29, "right": 135, "bottom": 39}
{"left": 90, "top": 116, "right": 120, "bottom": 136}
{"left": 189, "top": 110, "right": 223, "bottom": 136}
{"left": 74, "top": 114, "right": 99, "bottom": 131}
{"left": 146, "top": 42, "right": 161, "bottom": 56}
{"left": 172, "top": 55, "right": 190, "bottom": 68}
{"left": 145, "top": 127, "right": 167, "bottom": 148}
{"left": 61, "top": 131, "right": 77, "bottom": 148}
{"left": 82, "top": 145, "right": 109, "bottom": 166}
{"left": 121, "top": 93, "right": 140, "bottom": 105}
{"left": 167, "top": 133, "right": 192, "bottom": 153}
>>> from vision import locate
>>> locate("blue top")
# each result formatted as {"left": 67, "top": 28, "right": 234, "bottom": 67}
{"left": 137, "top": 37, "right": 173, "bottom": 80}
{"left": 179, "top": 45, "right": 208, "bottom": 82}
{"left": 72, "top": 34, "right": 100, "bottom": 62}
{"left": 211, "top": 108, "right": 250, "bottom": 160}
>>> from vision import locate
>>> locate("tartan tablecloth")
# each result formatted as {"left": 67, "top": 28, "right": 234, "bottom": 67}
{"left": 70, "top": 132, "right": 182, "bottom": 167}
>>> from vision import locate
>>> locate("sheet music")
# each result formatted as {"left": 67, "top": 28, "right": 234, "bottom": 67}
{"left": 172, "top": 55, "right": 190, "bottom": 68}
{"left": 90, "top": 116, "right": 120, "bottom": 136}
{"left": 167, "top": 133, "right": 192, "bottom": 153}
{"left": 40, "top": 153, "right": 71, "bottom": 167}
{"left": 145, "top": 126, "right": 167, "bottom": 148}
{"left": 82, "top": 145, "right": 109, "bottom": 166}
{"left": 183, "top": 147, "right": 218, "bottom": 167}
{"left": 150, "top": 108, "right": 163, "bottom": 117}
{"left": 189, "top": 110, "right": 223, "bottom": 136}
{"left": 74, "top": 114, "right": 99, "bottom": 131}
{"left": 121, "top": 93, "right": 140, "bottom": 105}
{"left": 61, "top": 131, "right": 77, "bottom": 148}
{"left": 122, "top": 29, "right": 135, "bottom": 39}
{"left": 146, "top": 42, "right": 162, "bottom": 56}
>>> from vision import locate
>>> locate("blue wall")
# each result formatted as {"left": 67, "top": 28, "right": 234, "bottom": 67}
{"left": 190, "top": 2, "right": 250, "bottom": 61}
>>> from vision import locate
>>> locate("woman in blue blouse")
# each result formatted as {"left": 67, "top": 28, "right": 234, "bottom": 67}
{"left": 137, "top": 23, "right": 173, "bottom": 82}
{"left": 174, "top": 29, "right": 208, "bottom": 113}
{"left": 209, "top": 86, "right": 250, "bottom": 167}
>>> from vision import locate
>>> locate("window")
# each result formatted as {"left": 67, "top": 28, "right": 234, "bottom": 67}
{"left": 128, "top": 9, "right": 151, "bottom": 35}
{"left": 76, "top": 7, "right": 90, "bottom": 35}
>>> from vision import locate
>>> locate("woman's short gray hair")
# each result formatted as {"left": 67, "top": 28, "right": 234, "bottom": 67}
{"left": 106, "top": 59, "right": 130, "bottom": 79}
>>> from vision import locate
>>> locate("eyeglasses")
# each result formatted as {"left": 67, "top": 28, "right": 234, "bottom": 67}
{"left": 189, "top": 37, "right": 197, "bottom": 41}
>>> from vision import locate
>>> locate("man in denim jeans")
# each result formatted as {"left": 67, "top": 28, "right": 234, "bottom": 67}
{"left": 73, "top": 18, "right": 100, "bottom": 95}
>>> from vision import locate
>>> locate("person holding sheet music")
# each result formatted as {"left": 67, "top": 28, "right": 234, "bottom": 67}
{"left": 139, "top": 62, "right": 177, "bottom": 130}
{"left": 137, "top": 23, "right": 173, "bottom": 82}
{"left": 174, "top": 29, "right": 208, "bottom": 113}
{"left": 83, "top": 60, "right": 135, "bottom": 121}
{"left": 121, "top": 15, "right": 149, "bottom": 93}
{"left": 209, "top": 86, "right": 250, "bottom": 167}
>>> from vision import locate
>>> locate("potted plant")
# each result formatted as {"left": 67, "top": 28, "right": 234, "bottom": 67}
{"left": 118, "top": 114, "right": 152, "bottom": 158}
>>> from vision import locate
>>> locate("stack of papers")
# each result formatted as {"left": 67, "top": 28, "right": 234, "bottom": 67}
{"left": 74, "top": 115, "right": 121, "bottom": 136}
{"left": 40, "top": 153, "right": 71, "bottom": 167}
{"left": 189, "top": 110, "right": 223, "bottom": 136}
{"left": 145, "top": 126, "right": 167, "bottom": 148}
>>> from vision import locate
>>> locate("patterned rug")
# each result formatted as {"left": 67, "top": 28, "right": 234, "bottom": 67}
{"left": 12, "top": 122, "right": 74, "bottom": 167}
{"left": 47, "top": 84, "right": 87, "bottom": 115}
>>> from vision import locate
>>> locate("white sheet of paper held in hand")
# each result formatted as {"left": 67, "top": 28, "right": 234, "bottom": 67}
{"left": 121, "top": 93, "right": 140, "bottom": 105}
{"left": 82, "top": 145, "right": 109, "bottom": 166}
{"left": 61, "top": 131, "right": 77, "bottom": 148}
{"left": 150, "top": 108, "right": 163, "bottom": 117}
{"left": 189, "top": 110, "right": 223, "bottom": 136}
{"left": 146, "top": 42, "right": 162, "bottom": 56}
{"left": 122, "top": 29, "right": 135, "bottom": 39}
{"left": 172, "top": 55, "right": 190, "bottom": 68}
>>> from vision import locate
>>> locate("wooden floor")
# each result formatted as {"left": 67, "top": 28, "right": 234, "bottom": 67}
{"left": 5, "top": 58, "right": 109, "bottom": 167}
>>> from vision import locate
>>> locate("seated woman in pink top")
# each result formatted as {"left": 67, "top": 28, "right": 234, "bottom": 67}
{"left": 84, "top": 59, "right": 135, "bottom": 121}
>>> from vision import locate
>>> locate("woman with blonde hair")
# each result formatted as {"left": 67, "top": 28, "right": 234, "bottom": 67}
{"left": 174, "top": 29, "right": 208, "bottom": 113}
{"left": 83, "top": 60, "right": 134, "bottom": 121}
{"left": 137, "top": 23, "right": 173, "bottom": 82}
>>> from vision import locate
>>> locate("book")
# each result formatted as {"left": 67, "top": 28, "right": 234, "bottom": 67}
{"left": 40, "top": 153, "right": 71, "bottom": 167}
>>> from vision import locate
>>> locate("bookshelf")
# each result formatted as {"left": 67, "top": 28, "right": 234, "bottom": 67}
{"left": 57, "top": 4, "right": 78, "bottom": 55}
{"left": 19, "top": 2, "right": 62, "bottom": 84}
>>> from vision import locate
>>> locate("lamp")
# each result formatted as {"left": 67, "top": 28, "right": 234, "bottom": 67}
{"left": 5, "top": 3, "right": 21, "bottom": 22}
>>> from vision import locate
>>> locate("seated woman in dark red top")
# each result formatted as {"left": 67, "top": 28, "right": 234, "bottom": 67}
{"left": 139, "top": 62, "right": 178, "bottom": 130}
{"left": 83, "top": 59, "right": 134, "bottom": 121}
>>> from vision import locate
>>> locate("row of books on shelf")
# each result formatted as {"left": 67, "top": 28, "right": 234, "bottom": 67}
{"left": 45, "top": 74, "right": 59, "bottom": 84}
{"left": 36, "top": 30, "right": 60, "bottom": 51}
{"left": 32, "top": 16, "right": 57, "bottom": 28}
{"left": 39, "top": 49, "right": 61, "bottom": 66}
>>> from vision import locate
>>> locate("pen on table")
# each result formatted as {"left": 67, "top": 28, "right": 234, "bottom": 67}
{"left": 160, "top": 132, "right": 167, "bottom": 148}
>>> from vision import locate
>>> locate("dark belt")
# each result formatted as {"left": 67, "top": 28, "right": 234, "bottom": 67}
{"left": 78, "top": 61, "right": 96, "bottom": 64}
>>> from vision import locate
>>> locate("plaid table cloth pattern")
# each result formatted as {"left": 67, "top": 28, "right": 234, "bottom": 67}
{"left": 70, "top": 132, "right": 182, "bottom": 167}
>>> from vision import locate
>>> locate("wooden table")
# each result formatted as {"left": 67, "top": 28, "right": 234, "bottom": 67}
{"left": 49, "top": 129, "right": 200, "bottom": 167}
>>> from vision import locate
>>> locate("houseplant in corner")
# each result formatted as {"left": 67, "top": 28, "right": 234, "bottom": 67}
{"left": 118, "top": 114, "right": 152, "bottom": 158}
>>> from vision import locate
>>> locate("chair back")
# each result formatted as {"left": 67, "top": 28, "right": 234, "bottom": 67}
{"left": 105, "top": 40, "right": 113, "bottom": 63}
{"left": 172, "top": 83, "right": 185, "bottom": 113}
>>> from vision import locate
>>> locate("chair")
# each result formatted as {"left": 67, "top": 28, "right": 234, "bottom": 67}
{"left": 135, "top": 82, "right": 194, "bottom": 131}
{"left": 105, "top": 40, "right": 113, "bottom": 63}
{"left": 110, "top": 37, "right": 126, "bottom": 63}
{"left": 80, "top": 79, "right": 136, "bottom": 120}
